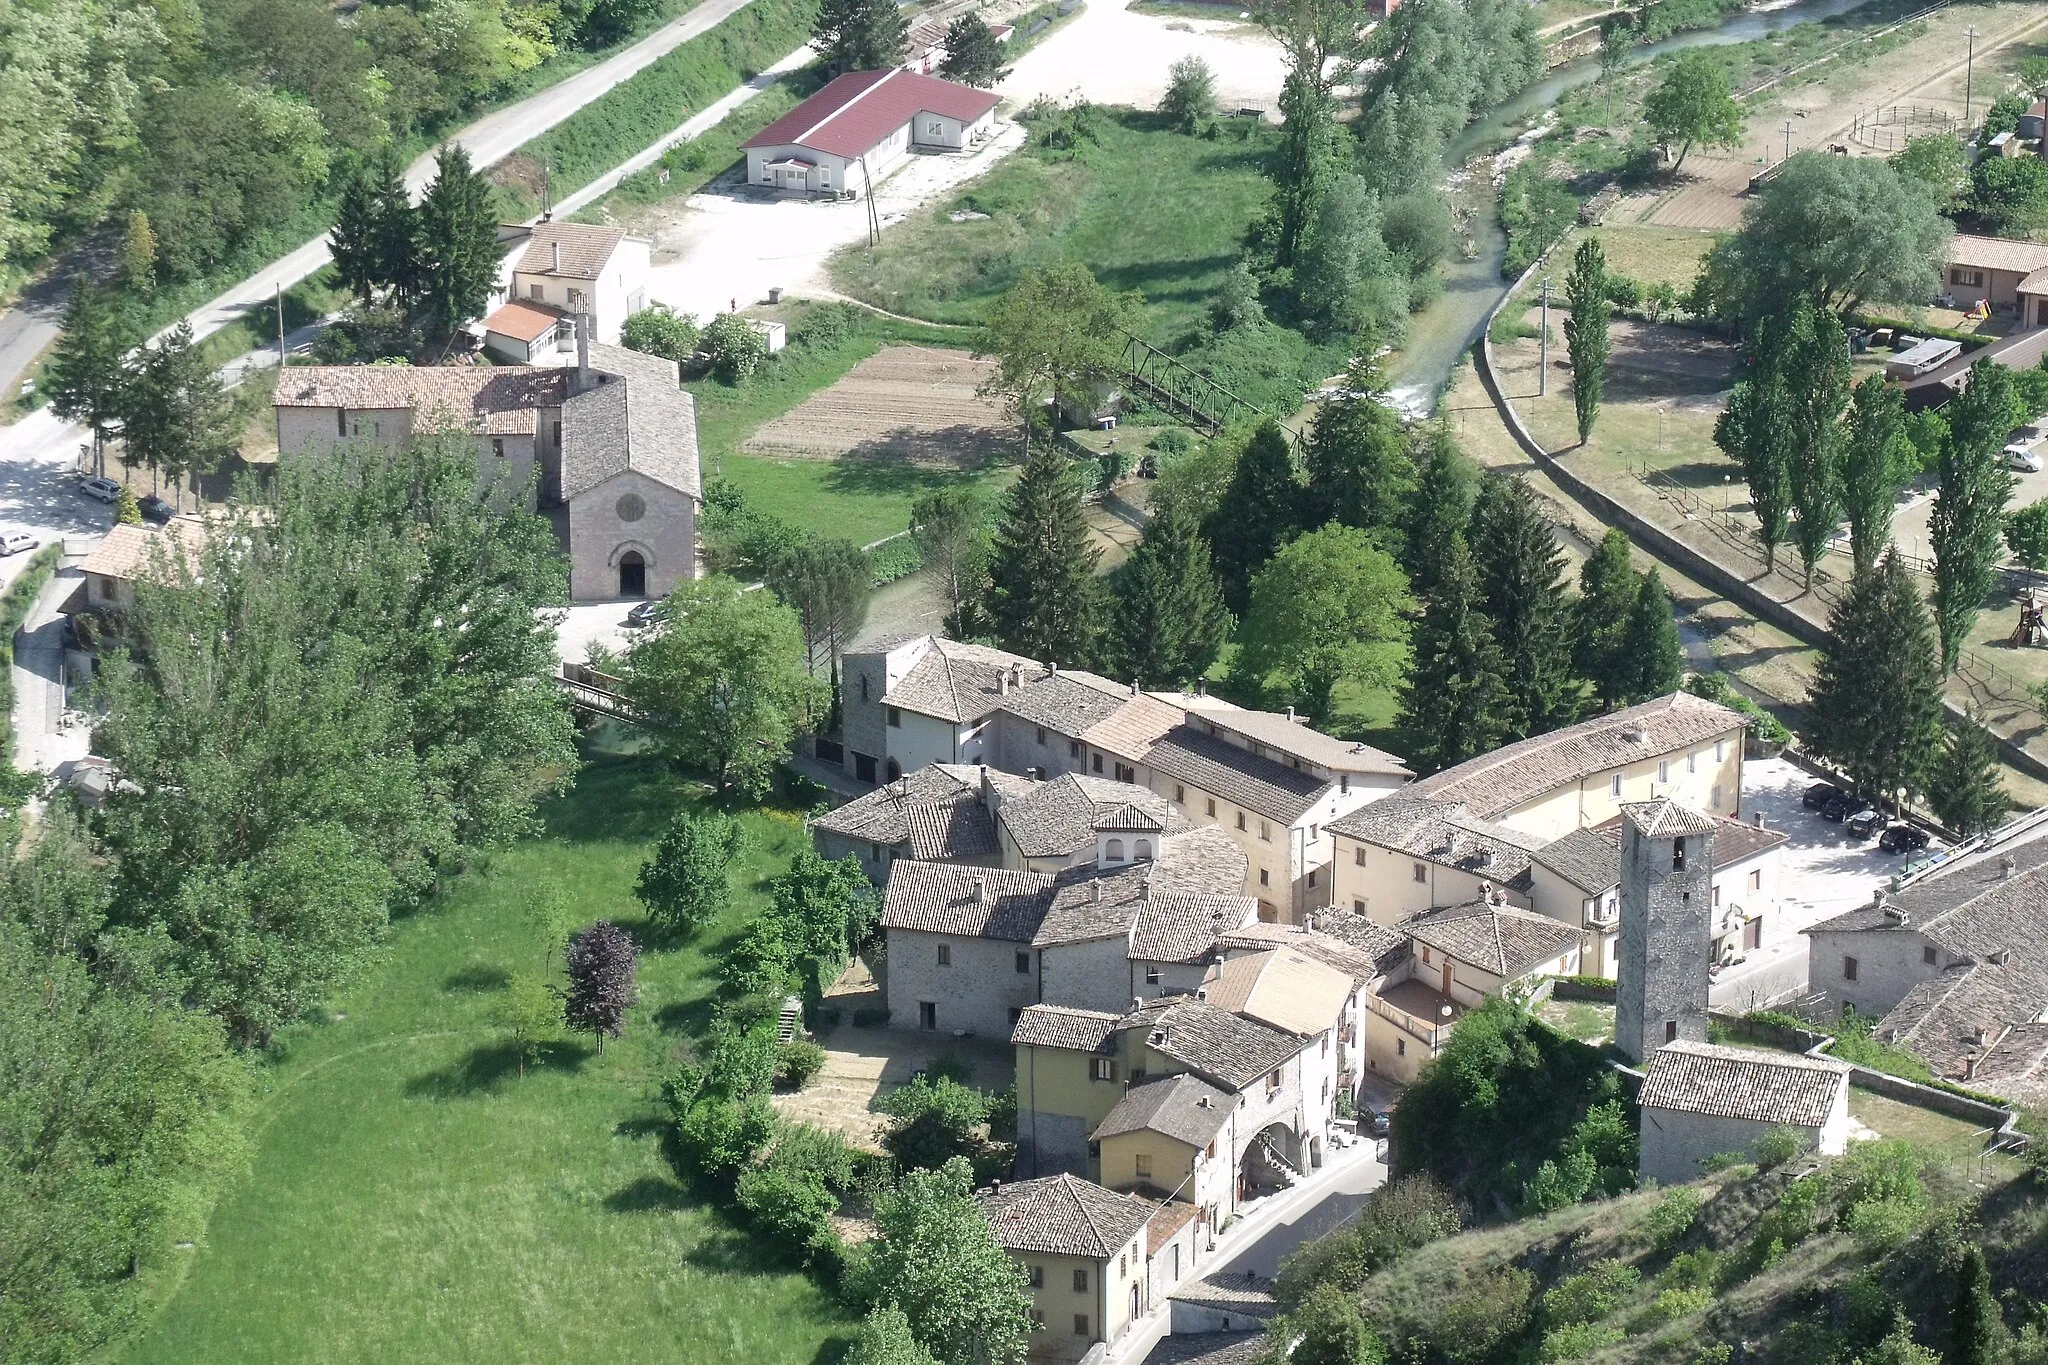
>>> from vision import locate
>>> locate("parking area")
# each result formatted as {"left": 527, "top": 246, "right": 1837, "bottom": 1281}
{"left": 1712, "top": 756, "right": 1941, "bottom": 1010}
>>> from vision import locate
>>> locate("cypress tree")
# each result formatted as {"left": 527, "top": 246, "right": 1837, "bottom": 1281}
{"left": 1562, "top": 237, "right": 1610, "bottom": 445}
{"left": 1572, "top": 529, "right": 1637, "bottom": 710}
{"left": 1948, "top": 1245, "right": 2002, "bottom": 1365}
{"left": 1400, "top": 540, "right": 1510, "bottom": 773}
{"left": 123, "top": 323, "right": 235, "bottom": 509}
{"left": 1404, "top": 424, "right": 1477, "bottom": 601}
{"left": 1783, "top": 299, "right": 1852, "bottom": 586}
{"left": 988, "top": 444, "right": 1105, "bottom": 666}
{"left": 1472, "top": 474, "right": 1581, "bottom": 738}
{"left": 1930, "top": 359, "right": 2017, "bottom": 674}
{"left": 1928, "top": 714, "right": 2011, "bottom": 838}
{"left": 1619, "top": 569, "right": 1684, "bottom": 703}
{"left": 1110, "top": 494, "right": 1231, "bottom": 686}
{"left": 1208, "top": 419, "right": 1301, "bottom": 613}
{"left": 1300, "top": 366, "right": 1414, "bottom": 540}
{"left": 1806, "top": 554, "right": 1942, "bottom": 814}
{"left": 415, "top": 145, "right": 498, "bottom": 339}
{"left": 44, "top": 276, "right": 131, "bottom": 475}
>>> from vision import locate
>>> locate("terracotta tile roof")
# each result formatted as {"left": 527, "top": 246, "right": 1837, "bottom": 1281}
{"left": 1533, "top": 826, "right": 1621, "bottom": 893}
{"left": 562, "top": 342, "right": 701, "bottom": 500}
{"left": 1145, "top": 1201, "right": 1197, "bottom": 1257}
{"left": 743, "top": 68, "right": 999, "bottom": 159}
{"left": 1011, "top": 1004, "right": 1121, "bottom": 1052}
{"left": 1637, "top": 1040, "right": 1848, "bottom": 1127}
{"left": 880, "top": 863, "right": 1058, "bottom": 942}
{"left": 1202, "top": 948, "right": 1352, "bottom": 1037}
{"left": 1146, "top": 724, "right": 1332, "bottom": 823}
{"left": 1946, "top": 233, "right": 2048, "bottom": 276}
{"left": 2021, "top": 267, "right": 2048, "bottom": 296}
{"left": 1329, "top": 795, "right": 1545, "bottom": 893}
{"left": 978, "top": 1174, "right": 1155, "bottom": 1259}
{"left": 1131, "top": 887, "right": 1257, "bottom": 964}
{"left": 999, "top": 668, "right": 1131, "bottom": 733}
{"left": 1118, "top": 996, "right": 1304, "bottom": 1090}
{"left": 275, "top": 365, "right": 569, "bottom": 435}
{"left": 1083, "top": 692, "right": 1187, "bottom": 761}
{"left": 1091, "top": 1073, "right": 1235, "bottom": 1147}
{"left": 1215, "top": 919, "right": 1402, "bottom": 985}
{"left": 513, "top": 221, "right": 628, "bottom": 281}
{"left": 1141, "top": 1331, "right": 1265, "bottom": 1365}
{"left": 882, "top": 638, "right": 1040, "bottom": 723}
{"left": 1096, "top": 802, "right": 1167, "bottom": 833}
{"left": 1199, "top": 709, "right": 1411, "bottom": 777}
{"left": 1622, "top": 798, "right": 1716, "bottom": 838}
{"left": 76, "top": 520, "right": 207, "bottom": 582}
{"left": 1168, "top": 1274, "right": 1278, "bottom": 1320}
{"left": 1408, "top": 900, "right": 1579, "bottom": 979}
{"left": 1147, "top": 827, "right": 1251, "bottom": 899}
{"left": 482, "top": 300, "right": 563, "bottom": 343}
{"left": 1408, "top": 692, "right": 1744, "bottom": 820}
{"left": 880, "top": 847, "right": 1249, "bottom": 951}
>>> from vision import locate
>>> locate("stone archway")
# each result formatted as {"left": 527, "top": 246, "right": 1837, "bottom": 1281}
{"left": 1238, "top": 1121, "right": 1302, "bottom": 1199}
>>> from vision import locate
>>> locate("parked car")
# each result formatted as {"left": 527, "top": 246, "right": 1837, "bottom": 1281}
{"left": 1362, "top": 1107, "right": 1391, "bottom": 1138}
{"left": 78, "top": 476, "right": 122, "bottom": 503}
{"left": 136, "top": 495, "right": 174, "bottom": 524}
{"left": 0, "top": 530, "right": 38, "bottom": 556}
{"left": 1881, "top": 824, "right": 1931, "bottom": 855}
{"left": 1802, "top": 782, "right": 1841, "bottom": 811}
{"left": 1846, "top": 808, "right": 1885, "bottom": 840}
{"left": 1822, "top": 793, "right": 1870, "bottom": 822}
{"left": 624, "top": 599, "right": 669, "bottom": 628}
{"left": 2004, "top": 444, "right": 2043, "bottom": 473}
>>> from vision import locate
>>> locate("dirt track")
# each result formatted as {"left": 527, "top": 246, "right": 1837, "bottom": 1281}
{"left": 741, "top": 345, "right": 1013, "bottom": 464}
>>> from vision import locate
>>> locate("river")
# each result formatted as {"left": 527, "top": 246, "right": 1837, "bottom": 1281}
{"left": 1380, "top": 0, "right": 1888, "bottom": 414}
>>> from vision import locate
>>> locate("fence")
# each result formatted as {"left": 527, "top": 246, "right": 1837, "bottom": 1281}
{"left": 1848, "top": 103, "right": 1963, "bottom": 153}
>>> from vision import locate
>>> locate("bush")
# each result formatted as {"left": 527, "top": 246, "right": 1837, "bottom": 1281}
{"left": 2008, "top": 499, "right": 2048, "bottom": 569}
{"left": 879, "top": 1075, "right": 992, "bottom": 1173}
{"left": 674, "top": 1093, "right": 777, "bottom": 1178}
{"left": 620, "top": 302, "right": 700, "bottom": 363}
{"left": 1544, "top": 1260, "right": 1641, "bottom": 1327}
{"left": 701, "top": 311, "right": 769, "bottom": 382}
{"left": 1658, "top": 1249, "right": 1720, "bottom": 1291}
{"left": 1630, "top": 1285, "right": 1713, "bottom": 1332}
{"left": 1541, "top": 1322, "right": 1623, "bottom": 1362}
{"left": 1604, "top": 272, "right": 1645, "bottom": 310}
{"left": 1499, "top": 159, "right": 1583, "bottom": 278}
{"left": 1683, "top": 672, "right": 1791, "bottom": 746}
{"left": 1752, "top": 1126, "right": 1806, "bottom": 1169}
{"left": 1274, "top": 1174, "right": 1461, "bottom": 1304}
{"left": 776, "top": 1038, "right": 827, "bottom": 1089}
{"left": 735, "top": 1165, "right": 840, "bottom": 1262}
{"left": 1160, "top": 55, "right": 1217, "bottom": 134}
{"left": 1645, "top": 1185, "right": 1701, "bottom": 1251}
{"left": 791, "top": 300, "right": 864, "bottom": 349}
{"left": 1423, "top": 1267, "right": 1537, "bottom": 1365}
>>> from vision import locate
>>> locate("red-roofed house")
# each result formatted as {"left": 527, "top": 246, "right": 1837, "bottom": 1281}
{"left": 741, "top": 68, "right": 1000, "bottom": 195}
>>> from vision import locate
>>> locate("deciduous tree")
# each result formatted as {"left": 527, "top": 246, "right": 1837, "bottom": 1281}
{"left": 1715, "top": 321, "right": 1795, "bottom": 573}
{"left": 1807, "top": 555, "right": 1942, "bottom": 813}
{"left": 1473, "top": 475, "right": 1580, "bottom": 737}
{"left": 1970, "top": 153, "right": 2048, "bottom": 238}
{"left": 1161, "top": 55, "right": 1217, "bottom": 132}
{"left": 768, "top": 535, "right": 871, "bottom": 684}
{"left": 986, "top": 443, "right": 1106, "bottom": 665}
{"left": 1270, "top": 72, "right": 1341, "bottom": 266}
{"left": 1109, "top": 492, "right": 1231, "bottom": 685}
{"left": 123, "top": 322, "right": 236, "bottom": 508}
{"left": 1929, "top": 359, "right": 2016, "bottom": 673}
{"left": 845, "top": 1305, "right": 941, "bottom": 1365}
{"left": 564, "top": 920, "right": 638, "bottom": 1046}
{"left": 1890, "top": 134, "right": 1970, "bottom": 213}
{"left": 1295, "top": 174, "right": 1407, "bottom": 338}
{"left": 1263, "top": 1284, "right": 1388, "bottom": 1365}
{"left": 620, "top": 302, "right": 700, "bottom": 362}
{"left": 621, "top": 575, "right": 828, "bottom": 796}
{"left": 1641, "top": 51, "right": 1743, "bottom": 172}
{"left": 1238, "top": 523, "right": 1411, "bottom": 723}
{"left": 496, "top": 972, "right": 561, "bottom": 1078}
{"left": 1782, "top": 299, "right": 1852, "bottom": 585}
{"left": 1842, "top": 374, "right": 1913, "bottom": 575}
{"left": 1928, "top": 715, "right": 2010, "bottom": 839}
{"left": 636, "top": 809, "right": 747, "bottom": 939}
{"left": 1562, "top": 236, "right": 1610, "bottom": 444}
{"left": 910, "top": 486, "right": 991, "bottom": 636}
{"left": 1401, "top": 540, "right": 1510, "bottom": 772}
{"left": 977, "top": 264, "right": 1137, "bottom": 455}
{"left": 813, "top": 0, "right": 910, "bottom": 75}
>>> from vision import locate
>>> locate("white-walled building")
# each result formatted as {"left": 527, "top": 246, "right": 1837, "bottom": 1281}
{"left": 1637, "top": 1041, "right": 1851, "bottom": 1185}
{"left": 741, "top": 68, "right": 999, "bottom": 196}
{"left": 485, "top": 221, "right": 652, "bottom": 354}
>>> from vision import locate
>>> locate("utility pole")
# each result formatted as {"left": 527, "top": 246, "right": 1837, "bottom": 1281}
{"left": 1963, "top": 26, "right": 1980, "bottom": 129}
{"left": 1539, "top": 277, "right": 1550, "bottom": 398}
{"left": 276, "top": 282, "right": 286, "bottom": 367}
{"left": 1780, "top": 118, "right": 1793, "bottom": 163}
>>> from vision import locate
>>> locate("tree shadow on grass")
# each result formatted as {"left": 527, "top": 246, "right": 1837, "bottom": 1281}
{"left": 540, "top": 749, "right": 684, "bottom": 845}
{"left": 403, "top": 1039, "right": 594, "bottom": 1099}
{"left": 444, "top": 964, "right": 511, "bottom": 993}
{"left": 684, "top": 1222, "right": 806, "bottom": 1277}
{"left": 605, "top": 1175, "right": 697, "bottom": 1214}
{"left": 654, "top": 994, "right": 721, "bottom": 1038}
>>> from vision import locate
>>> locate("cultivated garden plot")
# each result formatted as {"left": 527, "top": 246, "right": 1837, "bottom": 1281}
{"left": 739, "top": 346, "right": 1013, "bottom": 465}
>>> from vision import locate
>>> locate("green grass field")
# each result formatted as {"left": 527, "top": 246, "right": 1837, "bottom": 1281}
{"left": 119, "top": 738, "right": 851, "bottom": 1365}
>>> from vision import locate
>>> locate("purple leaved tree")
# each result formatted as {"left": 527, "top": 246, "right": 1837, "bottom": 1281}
{"left": 564, "top": 921, "right": 638, "bottom": 1048}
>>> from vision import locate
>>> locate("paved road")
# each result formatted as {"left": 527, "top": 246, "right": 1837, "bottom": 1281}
{"left": 0, "top": 0, "right": 765, "bottom": 399}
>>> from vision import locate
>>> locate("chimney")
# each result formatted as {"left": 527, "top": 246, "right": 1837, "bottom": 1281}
{"left": 551, "top": 240, "right": 561, "bottom": 273}
{"left": 1286, "top": 705, "right": 1295, "bottom": 722}
{"left": 974, "top": 875, "right": 987, "bottom": 904}
{"left": 1753, "top": 810, "right": 1766, "bottom": 828}
{"left": 1049, "top": 660, "right": 1059, "bottom": 677}
{"left": 1989, "top": 949, "right": 2011, "bottom": 966}
{"left": 1089, "top": 881, "right": 1101, "bottom": 903}
{"left": 2002, "top": 854, "right": 2017, "bottom": 879}
{"left": 1010, "top": 663, "right": 1023, "bottom": 688}
{"left": 1130, "top": 680, "right": 1139, "bottom": 696}
{"left": 999, "top": 673, "right": 1010, "bottom": 695}
{"left": 1195, "top": 986, "right": 1207, "bottom": 1001}
{"left": 1196, "top": 679, "right": 1207, "bottom": 697}
{"left": 575, "top": 313, "right": 593, "bottom": 393}
{"left": 1976, "top": 1025, "right": 1994, "bottom": 1045}
{"left": 1965, "top": 1054, "right": 1979, "bottom": 1080}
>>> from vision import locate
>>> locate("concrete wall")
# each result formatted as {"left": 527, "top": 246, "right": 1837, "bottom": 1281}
{"left": 884, "top": 708, "right": 961, "bottom": 779}
{"left": 887, "top": 927, "right": 1040, "bottom": 1038}
{"left": 1012, "top": 1240, "right": 1141, "bottom": 1362}
{"left": 278, "top": 406, "right": 545, "bottom": 512}
{"left": 510, "top": 238, "right": 649, "bottom": 343}
{"left": 1639, "top": 1089, "right": 1845, "bottom": 1186}
{"left": 1148, "top": 771, "right": 1395, "bottom": 923}
{"left": 566, "top": 469, "right": 695, "bottom": 602}
{"left": 1100, "top": 1130, "right": 1200, "bottom": 1196}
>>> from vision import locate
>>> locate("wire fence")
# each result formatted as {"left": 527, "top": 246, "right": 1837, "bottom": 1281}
{"left": 1847, "top": 103, "right": 1963, "bottom": 153}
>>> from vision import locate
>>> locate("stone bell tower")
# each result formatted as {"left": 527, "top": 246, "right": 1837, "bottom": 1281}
{"left": 1614, "top": 799, "right": 1716, "bottom": 1064}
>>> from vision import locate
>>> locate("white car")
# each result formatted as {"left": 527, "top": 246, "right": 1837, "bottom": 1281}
{"left": 0, "top": 531, "right": 38, "bottom": 556}
{"left": 78, "top": 476, "right": 122, "bottom": 503}
{"left": 2004, "top": 445, "right": 2043, "bottom": 473}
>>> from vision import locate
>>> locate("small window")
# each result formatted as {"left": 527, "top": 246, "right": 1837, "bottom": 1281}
{"left": 1092, "top": 753, "right": 1103, "bottom": 773}
{"left": 1070, "top": 741, "right": 1081, "bottom": 759}
{"left": 1267, "top": 1068, "right": 1282, "bottom": 1092}
{"left": 1664, "top": 1020, "right": 1678, "bottom": 1043}
{"left": 1713, "top": 884, "right": 1722, "bottom": 908}
{"left": 1396, "top": 1037, "right": 1406, "bottom": 1056}
{"left": 1029, "top": 1309, "right": 1045, "bottom": 1329}
{"left": 1715, "top": 739, "right": 1726, "bottom": 762}
{"left": 1016, "top": 951, "right": 1031, "bottom": 974}
{"left": 1119, "top": 1252, "right": 1128, "bottom": 1278}
{"left": 1309, "top": 824, "right": 1318, "bottom": 841}
{"left": 1116, "top": 763, "right": 1135, "bottom": 783}
{"left": 1687, "top": 752, "right": 1696, "bottom": 774}
{"left": 1135, "top": 839, "right": 1151, "bottom": 859}
{"left": 1657, "top": 759, "right": 1669, "bottom": 783}
{"left": 887, "top": 706, "right": 902, "bottom": 728}
{"left": 336, "top": 408, "right": 346, "bottom": 436}
{"left": 1259, "top": 869, "right": 1270, "bottom": 887}
{"left": 1711, "top": 784, "right": 1724, "bottom": 810}
{"left": 1673, "top": 838, "right": 1687, "bottom": 872}
{"left": 937, "top": 944, "right": 951, "bottom": 966}
{"left": 1353, "top": 898, "right": 1366, "bottom": 912}
{"left": 1844, "top": 956, "right": 1859, "bottom": 981}
{"left": 491, "top": 437, "right": 505, "bottom": 458}
{"left": 1354, "top": 847, "right": 1366, "bottom": 866}
{"left": 1205, "top": 1140, "right": 1216, "bottom": 1159}
{"left": 1074, "top": 1314, "right": 1090, "bottom": 1337}
{"left": 1307, "top": 869, "right": 1318, "bottom": 888}
{"left": 527, "top": 282, "right": 543, "bottom": 300}
{"left": 1028, "top": 1265, "right": 1044, "bottom": 1289}
{"left": 1091, "top": 1057, "right": 1117, "bottom": 1081}
{"left": 1236, "top": 812, "right": 1247, "bottom": 831}
{"left": 1340, "top": 775, "right": 1350, "bottom": 794}
{"left": 1259, "top": 821, "right": 1271, "bottom": 842}
{"left": 1610, "top": 773, "right": 1622, "bottom": 798}
{"left": 1106, "top": 837, "right": 1125, "bottom": 862}
{"left": 1135, "top": 1154, "right": 1152, "bottom": 1179}
{"left": 1145, "top": 964, "right": 1161, "bottom": 984}
{"left": 1175, "top": 784, "right": 1186, "bottom": 803}
{"left": 1009, "top": 1006, "right": 1022, "bottom": 1026}
{"left": 1923, "top": 945, "right": 1938, "bottom": 965}
{"left": 1206, "top": 798, "right": 1216, "bottom": 818}
{"left": 1035, "top": 726, "right": 1047, "bottom": 744}
{"left": 1422, "top": 947, "right": 1432, "bottom": 965}
{"left": 1412, "top": 862, "right": 1426, "bottom": 884}
{"left": 859, "top": 676, "right": 869, "bottom": 703}
{"left": 1073, "top": 1269, "right": 1089, "bottom": 1293}
{"left": 1749, "top": 869, "right": 1762, "bottom": 892}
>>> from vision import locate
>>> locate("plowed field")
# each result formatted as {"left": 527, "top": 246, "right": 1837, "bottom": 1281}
{"left": 740, "top": 345, "right": 1011, "bottom": 465}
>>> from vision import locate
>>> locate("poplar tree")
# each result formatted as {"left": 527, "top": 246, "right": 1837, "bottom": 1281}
{"left": 987, "top": 444, "right": 1105, "bottom": 666}
{"left": 1472, "top": 474, "right": 1580, "bottom": 737}
{"left": 1271, "top": 72, "right": 1340, "bottom": 266}
{"left": 1841, "top": 373, "right": 1912, "bottom": 575}
{"left": 1715, "top": 316, "right": 1795, "bottom": 574}
{"left": 44, "top": 277, "right": 131, "bottom": 475}
{"left": 1783, "top": 299, "right": 1851, "bottom": 585}
{"left": 1300, "top": 364, "right": 1414, "bottom": 540}
{"left": 1400, "top": 540, "right": 1510, "bottom": 773}
{"left": 1562, "top": 237, "right": 1610, "bottom": 444}
{"left": 1806, "top": 554, "right": 1942, "bottom": 812}
{"left": 1208, "top": 420, "right": 1302, "bottom": 613}
{"left": 1572, "top": 529, "right": 1636, "bottom": 709}
{"left": 1619, "top": 569, "right": 1684, "bottom": 702}
{"left": 1110, "top": 493, "right": 1231, "bottom": 686}
{"left": 415, "top": 145, "right": 497, "bottom": 338}
{"left": 1404, "top": 424, "right": 1477, "bottom": 601}
{"left": 1928, "top": 715, "right": 2011, "bottom": 838}
{"left": 1930, "top": 359, "right": 2017, "bottom": 673}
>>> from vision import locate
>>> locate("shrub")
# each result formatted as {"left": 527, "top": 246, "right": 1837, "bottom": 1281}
{"left": 879, "top": 1075, "right": 991, "bottom": 1173}
{"left": 1645, "top": 1186, "right": 1701, "bottom": 1251}
{"left": 1604, "top": 272, "right": 1645, "bottom": 309}
{"left": 635, "top": 809, "right": 746, "bottom": 938}
{"left": 1630, "top": 1286, "right": 1713, "bottom": 1332}
{"left": 776, "top": 1038, "right": 827, "bottom": 1089}
{"left": 701, "top": 311, "right": 769, "bottom": 382}
{"left": 1544, "top": 1260, "right": 1641, "bottom": 1326}
{"left": 675, "top": 1093, "right": 777, "bottom": 1178}
{"left": 1424, "top": 1267, "right": 1537, "bottom": 1365}
{"left": 767, "top": 1122, "right": 859, "bottom": 1192}
{"left": 1752, "top": 1126, "right": 1806, "bottom": 1169}
{"left": 620, "top": 302, "right": 700, "bottom": 363}
{"left": 1845, "top": 1197, "right": 1921, "bottom": 1250}
{"left": 1273, "top": 1174, "right": 1460, "bottom": 1304}
{"left": 792, "top": 300, "right": 864, "bottom": 349}
{"left": 1160, "top": 55, "right": 1217, "bottom": 134}
{"left": 705, "top": 1019, "right": 781, "bottom": 1098}
{"left": 1541, "top": 1322, "right": 1624, "bottom": 1362}
{"left": 736, "top": 1165, "right": 841, "bottom": 1263}
{"left": 1659, "top": 1249, "right": 1720, "bottom": 1291}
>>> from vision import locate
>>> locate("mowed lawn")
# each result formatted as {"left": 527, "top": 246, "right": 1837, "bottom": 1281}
{"left": 121, "top": 740, "right": 851, "bottom": 1365}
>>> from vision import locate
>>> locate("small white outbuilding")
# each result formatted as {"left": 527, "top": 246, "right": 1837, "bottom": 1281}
{"left": 1637, "top": 1039, "right": 1851, "bottom": 1185}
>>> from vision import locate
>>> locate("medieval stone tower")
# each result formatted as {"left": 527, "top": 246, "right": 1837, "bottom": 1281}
{"left": 1614, "top": 799, "right": 1717, "bottom": 1064}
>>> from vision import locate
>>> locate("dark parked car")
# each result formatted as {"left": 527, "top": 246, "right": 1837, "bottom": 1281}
{"left": 1846, "top": 808, "right": 1885, "bottom": 840}
{"left": 1822, "top": 794, "right": 1870, "bottom": 822}
{"left": 624, "top": 599, "right": 669, "bottom": 628}
{"left": 1363, "top": 1107, "right": 1391, "bottom": 1138}
{"left": 1802, "top": 782, "right": 1841, "bottom": 811}
{"left": 1881, "top": 824, "right": 1931, "bottom": 855}
{"left": 136, "top": 495, "right": 174, "bottom": 524}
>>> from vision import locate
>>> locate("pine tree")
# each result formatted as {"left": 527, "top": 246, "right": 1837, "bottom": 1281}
{"left": 44, "top": 277, "right": 131, "bottom": 475}
{"left": 1573, "top": 529, "right": 1636, "bottom": 709}
{"left": 1472, "top": 474, "right": 1580, "bottom": 738}
{"left": 123, "top": 323, "right": 235, "bottom": 510}
{"left": 1619, "top": 569, "right": 1684, "bottom": 703}
{"left": 330, "top": 159, "right": 386, "bottom": 305}
{"left": 1806, "top": 554, "right": 1942, "bottom": 813}
{"left": 1400, "top": 540, "right": 1510, "bottom": 773}
{"left": 415, "top": 145, "right": 497, "bottom": 339}
{"left": 1842, "top": 373, "right": 1912, "bottom": 576}
{"left": 1404, "top": 424, "right": 1476, "bottom": 601}
{"left": 1930, "top": 359, "right": 2017, "bottom": 674}
{"left": 987, "top": 443, "right": 1105, "bottom": 666}
{"left": 812, "top": 0, "right": 909, "bottom": 74}
{"left": 1948, "top": 1245, "right": 2003, "bottom": 1365}
{"left": 1207, "top": 420, "right": 1301, "bottom": 614}
{"left": 331, "top": 148, "right": 420, "bottom": 308}
{"left": 1109, "top": 493, "right": 1230, "bottom": 686}
{"left": 1562, "top": 236, "right": 1610, "bottom": 444}
{"left": 1300, "top": 364, "right": 1414, "bottom": 539}
{"left": 939, "top": 13, "right": 1008, "bottom": 87}
{"left": 1783, "top": 299, "right": 1851, "bottom": 585}
{"left": 1928, "top": 714, "right": 2011, "bottom": 838}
